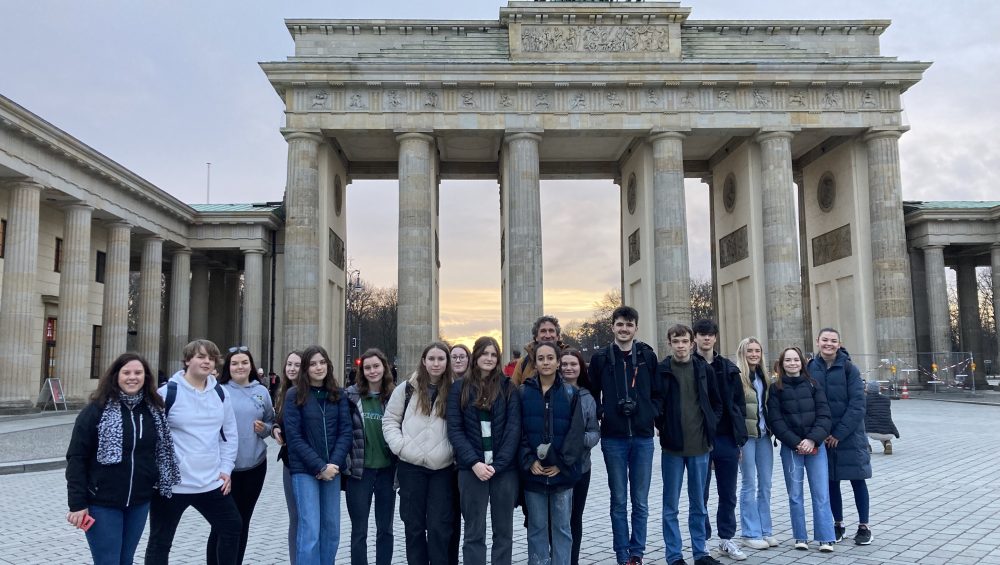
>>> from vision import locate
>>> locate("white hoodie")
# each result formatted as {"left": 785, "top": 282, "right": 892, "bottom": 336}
{"left": 158, "top": 373, "right": 238, "bottom": 494}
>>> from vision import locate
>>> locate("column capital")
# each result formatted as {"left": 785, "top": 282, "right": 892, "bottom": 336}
{"left": 4, "top": 179, "right": 44, "bottom": 192}
{"left": 63, "top": 202, "right": 94, "bottom": 213}
{"left": 649, "top": 130, "right": 687, "bottom": 143}
{"left": 281, "top": 129, "right": 324, "bottom": 144}
{"left": 921, "top": 244, "right": 946, "bottom": 251}
{"left": 503, "top": 131, "right": 542, "bottom": 144}
{"left": 863, "top": 127, "right": 907, "bottom": 143}
{"left": 144, "top": 235, "right": 165, "bottom": 243}
{"left": 172, "top": 247, "right": 193, "bottom": 257}
{"left": 395, "top": 131, "right": 436, "bottom": 144}
{"left": 243, "top": 248, "right": 265, "bottom": 256}
{"left": 754, "top": 130, "right": 795, "bottom": 144}
{"left": 104, "top": 219, "right": 132, "bottom": 230}
{"left": 989, "top": 243, "right": 1000, "bottom": 251}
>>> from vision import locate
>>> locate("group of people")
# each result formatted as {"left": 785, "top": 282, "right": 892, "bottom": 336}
{"left": 64, "top": 306, "right": 894, "bottom": 565}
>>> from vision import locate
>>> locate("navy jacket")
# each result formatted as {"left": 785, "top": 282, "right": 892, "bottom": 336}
{"left": 283, "top": 387, "right": 353, "bottom": 477}
{"left": 587, "top": 341, "right": 661, "bottom": 438}
{"left": 447, "top": 377, "right": 521, "bottom": 474}
{"left": 698, "top": 352, "right": 748, "bottom": 446}
{"left": 865, "top": 394, "right": 899, "bottom": 438}
{"left": 765, "top": 376, "right": 832, "bottom": 449}
{"left": 808, "top": 349, "right": 872, "bottom": 480}
{"left": 655, "top": 355, "right": 722, "bottom": 453}
{"left": 520, "top": 375, "right": 582, "bottom": 492}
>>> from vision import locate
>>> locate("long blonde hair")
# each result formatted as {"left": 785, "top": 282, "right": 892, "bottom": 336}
{"left": 735, "top": 337, "right": 766, "bottom": 398}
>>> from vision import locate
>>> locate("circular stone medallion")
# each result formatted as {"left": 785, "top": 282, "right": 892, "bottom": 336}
{"left": 818, "top": 172, "right": 836, "bottom": 212}
{"left": 334, "top": 175, "right": 344, "bottom": 216}
{"left": 627, "top": 173, "right": 637, "bottom": 215}
{"left": 723, "top": 173, "right": 737, "bottom": 213}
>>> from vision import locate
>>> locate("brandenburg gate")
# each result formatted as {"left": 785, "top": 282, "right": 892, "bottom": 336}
{"left": 262, "top": 1, "right": 929, "bottom": 372}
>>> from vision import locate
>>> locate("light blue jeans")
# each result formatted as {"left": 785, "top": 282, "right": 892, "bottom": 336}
{"left": 661, "top": 452, "right": 710, "bottom": 563}
{"left": 525, "top": 489, "right": 573, "bottom": 565}
{"left": 292, "top": 473, "right": 342, "bottom": 565}
{"left": 779, "top": 444, "right": 835, "bottom": 543}
{"left": 739, "top": 435, "right": 774, "bottom": 540}
{"left": 601, "top": 436, "right": 654, "bottom": 562}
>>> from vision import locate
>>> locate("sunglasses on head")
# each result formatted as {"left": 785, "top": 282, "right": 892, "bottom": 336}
{"left": 228, "top": 346, "right": 249, "bottom": 353}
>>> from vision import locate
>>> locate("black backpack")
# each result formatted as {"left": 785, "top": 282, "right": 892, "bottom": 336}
{"left": 164, "top": 380, "right": 228, "bottom": 442}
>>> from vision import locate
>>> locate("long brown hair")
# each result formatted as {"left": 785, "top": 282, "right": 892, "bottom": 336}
{"left": 217, "top": 347, "right": 259, "bottom": 385}
{"left": 274, "top": 350, "right": 300, "bottom": 419}
{"left": 357, "top": 348, "right": 395, "bottom": 402}
{"left": 295, "top": 345, "right": 340, "bottom": 406}
{"left": 773, "top": 346, "right": 815, "bottom": 390}
{"left": 91, "top": 352, "right": 164, "bottom": 410}
{"left": 461, "top": 336, "right": 509, "bottom": 410}
{"left": 559, "top": 348, "right": 591, "bottom": 390}
{"left": 413, "top": 341, "right": 454, "bottom": 418}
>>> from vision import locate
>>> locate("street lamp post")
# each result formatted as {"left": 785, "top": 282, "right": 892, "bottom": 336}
{"left": 347, "top": 269, "right": 363, "bottom": 367}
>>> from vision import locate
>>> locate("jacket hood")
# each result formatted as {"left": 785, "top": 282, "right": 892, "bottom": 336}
{"left": 169, "top": 372, "right": 218, "bottom": 390}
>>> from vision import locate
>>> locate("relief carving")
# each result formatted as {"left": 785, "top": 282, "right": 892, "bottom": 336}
{"left": 788, "top": 90, "right": 806, "bottom": 108}
{"left": 628, "top": 228, "right": 640, "bottom": 265}
{"left": 823, "top": 89, "right": 841, "bottom": 109}
{"left": 424, "top": 91, "right": 438, "bottom": 108}
{"left": 570, "top": 92, "right": 587, "bottom": 109}
{"left": 606, "top": 90, "right": 624, "bottom": 109}
{"left": 752, "top": 88, "right": 770, "bottom": 108}
{"left": 348, "top": 93, "right": 367, "bottom": 109}
{"left": 719, "top": 225, "right": 749, "bottom": 269}
{"left": 311, "top": 90, "right": 330, "bottom": 109}
{"left": 680, "top": 90, "right": 695, "bottom": 108}
{"left": 461, "top": 90, "right": 477, "bottom": 108}
{"left": 386, "top": 90, "right": 403, "bottom": 108}
{"left": 521, "top": 25, "right": 669, "bottom": 53}
{"left": 498, "top": 91, "right": 514, "bottom": 108}
{"left": 646, "top": 89, "right": 659, "bottom": 105}
{"left": 812, "top": 224, "right": 852, "bottom": 267}
{"left": 535, "top": 91, "right": 550, "bottom": 109}
{"left": 717, "top": 89, "right": 732, "bottom": 107}
{"left": 861, "top": 90, "right": 877, "bottom": 108}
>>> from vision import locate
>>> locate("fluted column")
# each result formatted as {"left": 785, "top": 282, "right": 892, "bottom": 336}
{"left": 650, "top": 132, "right": 690, "bottom": 354}
{"left": 189, "top": 259, "right": 209, "bottom": 340}
{"left": 923, "top": 245, "right": 950, "bottom": 356}
{"left": 282, "top": 131, "right": 323, "bottom": 354}
{"left": 909, "top": 247, "right": 930, "bottom": 355}
{"left": 993, "top": 245, "right": 1000, "bottom": 369}
{"left": 242, "top": 249, "right": 264, "bottom": 359}
{"left": 795, "top": 171, "right": 814, "bottom": 347}
{"left": 55, "top": 204, "right": 93, "bottom": 400}
{"left": 138, "top": 237, "right": 163, "bottom": 373}
{"left": 224, "top": 269, "right": 241, "bottom": 348}
{"left": 865, "top": 129, "right": 917, "bottom": 362}
{"left": 207, "top": 268, "right": 227, "bottom": 347}
{"left": 167, "top": 249, "right": 191, "bottom": 375}
{"left": 0, "top": 181, "right": 42, "bottom": 406}
{"left": 101, "top": 221, "right": 131, "bottom": 372}
{"left": 757, "top": 131, "right": 803, "bottom": 354}
{"left": 503, "top": 132, "right": 544, "bottom": 353}
{"left": 956, "top": 259, "right": 982, "bottom": 368}
{"left": 397, "top": 132, "right": 438, "bottom": 373}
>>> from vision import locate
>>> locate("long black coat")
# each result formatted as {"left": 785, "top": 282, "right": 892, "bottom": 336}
{"left": 865, "top": 394, "right": 899, "bottom": 437}
{"left": 808, "top": 349, "right": 872, "bottom": 481}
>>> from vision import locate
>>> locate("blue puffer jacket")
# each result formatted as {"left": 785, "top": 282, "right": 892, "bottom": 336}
{"left": 447, "top": 377, "right": 521, "bottom": 474}
{"left": 519, "top": 375, "right": 582, "bottom": 493}
{"left": 283, "top": 387, "right": 353, "bottom": 477}
{"left": 808, "top": 349, "right": 872, "bottom": 481}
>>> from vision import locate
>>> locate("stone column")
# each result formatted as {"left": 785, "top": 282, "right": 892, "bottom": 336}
{"left": 504, "top": 132, "right": 544, "bottom": 353}
{"left": 242, "top": 249, "right": 264, "bottom": 359}
{"left": 756, "top": 131, "right": 803, "bottom": 354}
{"left": 397, "top": 132, "right": 438, "bottom": 373}
{"left": 923, "top": 245, "right": 950, "bottom": 356}
{"left": 795, "top": 171, "right": 814, "bottom": 347}
{"left": 705, "top": 174, "right": 719, "bottom": 339}
{"left": 189, "top": 259, "right": 209, "bottom": 340}
{"left": 909, "top": 247, "right": 931, "bottom": 355}
{"left": 101, "top": 221, "right": 131, "bottom": 372}
{"left": 55, "top": 204, "right": 93, "bottom": 400}
{"left": 993, "top": 245, "right": 1000, "bottom": 369}
{"left": 207, "top": 268, "right": 227, "bottom": 347}
{"left": 956, "top": 259, "right": 982, "bottom": 368}
{"left": 650, "top": 132, "right": 690, "bottom": 355}
{"left": 224, "top": 269, "right": 241, "bottom": 348}
{"left": 282, "top": 131, "right": 324, "bottom": 354}
{"left": 137, "top": 237, "right": 163, "bottom": 373}
{"left": 0, "top": 181, "right": 42, "bottom": 406}
{"left": 864, "top": 129, "right": 917, "bottom": 363}
{"left": 167, "top": 249, "right": 191, "bottom": 375}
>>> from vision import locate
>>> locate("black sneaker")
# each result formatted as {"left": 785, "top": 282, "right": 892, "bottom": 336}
{"left": 695, "top": 556, "right": 723, "bottom": 565}
{"left": 628, "top": 557, "right": 644, "bottom": 565}
{"left": 669, "top": 561, "right": 688, "bottom": 565}
{"left": 834, "top": 524, "right": 846, "bottom": 543}
{"left": 854, "top": 526, "right": 873, "bottom": 545}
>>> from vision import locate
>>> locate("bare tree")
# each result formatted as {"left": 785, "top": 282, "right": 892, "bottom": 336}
{"left": 690, "top": 278, "right": 715, "bottom": 323}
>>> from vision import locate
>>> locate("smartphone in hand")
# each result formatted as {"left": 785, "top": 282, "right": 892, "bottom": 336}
{"left": 80, "top": 514, "right": 95, "bottom": 532}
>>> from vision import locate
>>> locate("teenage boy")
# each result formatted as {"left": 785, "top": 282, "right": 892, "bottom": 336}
{"left": 692, "top": 320, "right": 748, "bottom": 561}
{"left": 588, "top": 306, "right": 661, "bottom": 565}
{"left": 145, "top": 339, "right": 241, "bottom": 565}
{"left": 657, "top": 325, "right": 723, "bottom": 565}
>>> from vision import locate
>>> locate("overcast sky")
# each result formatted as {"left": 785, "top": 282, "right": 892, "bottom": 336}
{"left": 2, "top": 1, "right": 996, "bottom": 346}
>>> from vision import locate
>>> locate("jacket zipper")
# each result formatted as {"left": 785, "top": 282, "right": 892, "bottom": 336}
{"left": 544, "top": 392, "right": 551, "bottom": 486}
{"left": 126, "top": 406, "right": 138, "bottom": 507}
{"left": 320, "top": 401, "right": 329, "bottom": 465}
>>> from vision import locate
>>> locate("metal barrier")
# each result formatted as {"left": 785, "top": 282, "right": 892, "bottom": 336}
{"left": 802, "top": 351, "right": 979, "bottom": 398}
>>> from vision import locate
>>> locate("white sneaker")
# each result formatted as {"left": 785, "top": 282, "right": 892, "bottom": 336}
{"left": 818, "top": 542, "right": 834, "bottom": 553}
{"left": 719, "top": 539, "right": 747, "bottom": 561}
{"left": 741, "top": 538, "right": 770, "bottom": 550}
{"left": 764, "top": 536, "right": 779, "bottom": 547}
{"left": 794, "top": 540, "right": 809, "bottom": 550}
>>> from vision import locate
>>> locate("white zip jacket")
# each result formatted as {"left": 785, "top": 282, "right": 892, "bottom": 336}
{"left": 382, "top": 375, "right": 454, "bottom": 470}
{"left": 158, "top": 374, "right": 238, "bottom": 494}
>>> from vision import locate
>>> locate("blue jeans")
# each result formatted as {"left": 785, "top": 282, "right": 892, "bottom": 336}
{"left": 601, "top": 436, "right": 654, "bottom": 562}
{"left": 292, "top": 473, "right": 342, "bottom": 565}
{"left": 779, "top": 445, "right": 835, "bottom": 543}
{"left": 524, "top": 489, "right": 573, "bottom": 565}
{"left": 661, "top": 452, "right": 710, "bottom": 563}
{"left": 346, "top": 465, "right": 397, "bottom": 565}
{"left": 738, "top": 436, "right": 774, "bottom": 540}
{"left": 704, "top": 434, "right": 739, "bottom": 540}
{"left": 85, "top": 502, "right": 150, "bottom": 565}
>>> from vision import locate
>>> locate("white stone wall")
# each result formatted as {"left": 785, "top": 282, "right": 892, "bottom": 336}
{"left": 317, "top": 143, "right": 348, "bottom": 374}
{"left": 619, "top": 143, "right": 656, "bottom": 347}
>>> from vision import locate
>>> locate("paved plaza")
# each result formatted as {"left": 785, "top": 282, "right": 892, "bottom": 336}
{"left": 1, "top": 399, "right": 998, "bottom": 564}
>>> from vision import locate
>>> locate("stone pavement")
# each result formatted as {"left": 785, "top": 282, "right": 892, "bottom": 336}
{"left": 1, "top": 399, "right": 999, "bottom": 564}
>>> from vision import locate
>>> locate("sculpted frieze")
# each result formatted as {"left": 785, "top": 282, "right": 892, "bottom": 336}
{"left": 521, "top": 25, "right": 669, "bottom": 53}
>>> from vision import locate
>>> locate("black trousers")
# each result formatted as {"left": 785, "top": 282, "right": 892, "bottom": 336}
{"left": 208, "top": 460, "right": 267, "bottom": 564}
{"left": 570, "top": 470, "right": 592, "bottom": 565}
{"left": 145, "top": 487, "right": 242, "bottom": 565}
{"left": 397, "top": 461, "right": 455, "bottom": 565}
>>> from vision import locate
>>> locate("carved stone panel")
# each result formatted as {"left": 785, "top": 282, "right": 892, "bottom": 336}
{"left": 628, "top": 228, "right": 640, "bottom": 266}
{"left": 718, "top": 225, "right": 748, "bottom": 269}
{"left": 812, "top": 224, "right": 852, "bottom": 267}
{"left": 627, "top": 173, "right": 637, "bottom": 215}
{"left": 817, "top": 172, "right": 836, "bottom": 212}
{"left": 329, "top": 229, "right": 345, "bottom": 269}
{"left": 722, "top": 173, "right": 737, "bottom": 213}
{"left": 520, "top": 25, "right": 670, "bottom": 53}
{"left": 334, "top": 175, "right": 344, "bottom": 217}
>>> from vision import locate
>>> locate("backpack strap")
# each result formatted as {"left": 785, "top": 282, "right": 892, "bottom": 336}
{"left": 165, "top": 381, "right": 178, "bottom": 417}
{"left": 402, "top": 382, "right": 414, "bottom": 421}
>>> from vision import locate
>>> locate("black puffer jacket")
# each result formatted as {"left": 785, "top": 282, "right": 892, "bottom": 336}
{"left": 765, "top": 376, "right": 832, "bottom": 449}
{"left": 66, "top": 400, "right": 160, "bottom": 512}
{"left": 699, "top": 352, "right": 748, "bottom": 446}
{"left": 865, "top": 394, "right": 899, "bottom": 437}
{"left": 447, "top": 377, "right": 521, "bottom": 474}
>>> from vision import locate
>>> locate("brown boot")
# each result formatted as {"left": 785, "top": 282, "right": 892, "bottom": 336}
{"left": 883, "top": 440, "right": 892, "bottom": 455}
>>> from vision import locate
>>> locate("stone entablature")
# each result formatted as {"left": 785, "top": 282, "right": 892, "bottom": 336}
{"left": 905, "top": 201, "right": 1000, "bottom": 249}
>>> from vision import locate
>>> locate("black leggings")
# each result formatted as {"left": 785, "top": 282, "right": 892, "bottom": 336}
{"left": 209, "top": 460, "right": 267, "bottom": 564}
